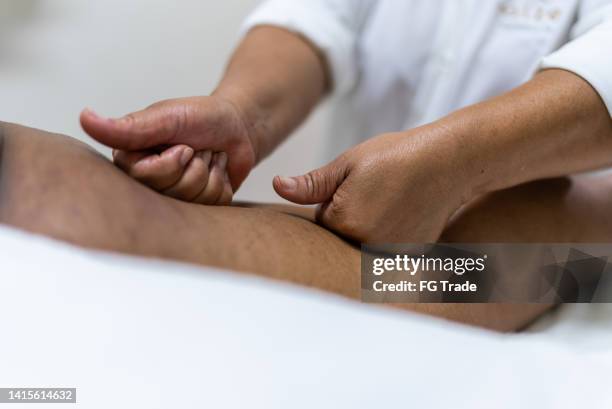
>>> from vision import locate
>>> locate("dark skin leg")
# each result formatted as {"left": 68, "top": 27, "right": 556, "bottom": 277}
{"left": 0, "top": 122, "right": 360, "bottom": 296}
{"left": 2, "top": 122, "right": 611, "bottom": 331}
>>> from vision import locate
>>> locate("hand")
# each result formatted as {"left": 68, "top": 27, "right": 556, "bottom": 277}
{"left": 273, "top": 126, "right": 472, "bottom": 243}
{"left": 80, "top": 96, "right": 258, "bottom": 204}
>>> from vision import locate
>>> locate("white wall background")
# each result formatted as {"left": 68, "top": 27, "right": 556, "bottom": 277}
{"left": 0, "top": 0, "right": 330, "bottom": 202}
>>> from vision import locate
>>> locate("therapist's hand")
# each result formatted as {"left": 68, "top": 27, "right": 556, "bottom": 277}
{"left": 80, "top": 96, "right": 258, "bottom": 204}
{"left": 273, "top": 126, "right": 471, "bottom": 243}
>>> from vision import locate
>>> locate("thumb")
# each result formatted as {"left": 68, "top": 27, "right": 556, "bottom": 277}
{"left": 80, "top": 105, "right": 184, "bottom": 151}
{"left": 273, "top": 160, "right": 348, "bottom": 205}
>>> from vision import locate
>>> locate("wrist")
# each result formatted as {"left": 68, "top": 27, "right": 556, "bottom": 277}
{"left": 427, "top": 113, "right": 496, "bottom": 203}
{"left": 212, "top": 84, "right": 268, "bottom": 164}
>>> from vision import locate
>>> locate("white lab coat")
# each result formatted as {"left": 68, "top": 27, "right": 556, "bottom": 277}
{"left": 243, "top": 0, "right": 612, "bottom": 156}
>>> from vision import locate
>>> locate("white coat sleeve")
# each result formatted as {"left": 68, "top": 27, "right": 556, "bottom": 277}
{"left": 540, "top": 0, "right": 612, "bottom": 115}
{"left": 241, "top": 0, "right": 377, "bottom": 96}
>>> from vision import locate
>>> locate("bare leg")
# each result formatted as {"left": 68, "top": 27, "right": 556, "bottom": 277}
{"left": 444, "top": 176, "right": 612, "bottom": 243}
{"left": 2, "top": 122, "right": 612, "bottom": 331}
{"left": 0, "top": 122, "right": 360, "bottom": 297}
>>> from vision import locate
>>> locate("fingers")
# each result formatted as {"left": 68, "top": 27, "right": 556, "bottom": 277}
{"left": 193, "top": 152, "right": 233, "bottom": 205}
{"left": 216, "top": 173, "right": 234, "bottom": 206}
{"left": 163, "top": 150, "right": 212, "bottom": 201}
{"left": 114, "top": 144, "right": 194, "bottom": 190}
{"left": 80, "top": 104, "right": 188, "bottom": 151}
{"left": 272, "top": 159, "right": 348, "bottom": 205}
{"left": 80, "top": 97, "right": 256, "bottom": 192}
{"left": 114, "top": 146, "right": 233, "bottom": 205}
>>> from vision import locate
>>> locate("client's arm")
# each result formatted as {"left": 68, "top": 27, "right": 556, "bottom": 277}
{"left": 0, "top": 122, "right": 570, "bottom": 331}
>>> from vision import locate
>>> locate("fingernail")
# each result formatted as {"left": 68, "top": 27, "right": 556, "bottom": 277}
{"left": 200, "top": 150, "right": 212, "bottom": 163}
{"left": 84, "top": 107, "right": 102, "bottom": 119}
{"left": 204, "top": 151, "right": 213, "bottom": 165}
{"left": 210, "top": 152, "right": 219, "bottom": 167}
{"left": 180, "top": 147, "right": 194, "bottom": 166}
{"left": 277, "top": 176, "right": 297, "bottom": 192}
{"left": 217, "top": 152, "right": 228, "bottom": 169}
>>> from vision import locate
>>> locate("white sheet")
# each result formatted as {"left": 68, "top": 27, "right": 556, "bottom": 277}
{"left": 0, "top": 225, "right": 610, "bottom": 409}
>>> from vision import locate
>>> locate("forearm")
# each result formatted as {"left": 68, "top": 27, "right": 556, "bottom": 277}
{"left": 442, "top": 69, "right": 612, "bottom": 198}
{"left": 214, "top": 26, "right": 328, "bottom": 162}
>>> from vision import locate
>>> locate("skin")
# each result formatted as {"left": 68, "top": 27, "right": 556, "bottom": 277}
{"left": 273, "top": 69, "right": 612, "bottom": 243}
{"left": 80, "top": 26, "right": 326, "bottom": 203}
{"left": 44, "top": 24, "right": 611, "bottom": 330}
{"left": 80, "top": 27, "right": 612, "bottom": 246}
{"left": 0, "top": 121, "right": 576, "bottom": 332}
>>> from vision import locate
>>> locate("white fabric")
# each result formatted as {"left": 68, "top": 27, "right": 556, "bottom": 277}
{"left": 541, "top": 1, "right": 612, "bottom": 113}
{"left": 1, "top": 224, "right": 611, "bottom": 408}
{"left": 243, "top": 0, "right": 612, "bottom": 157}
